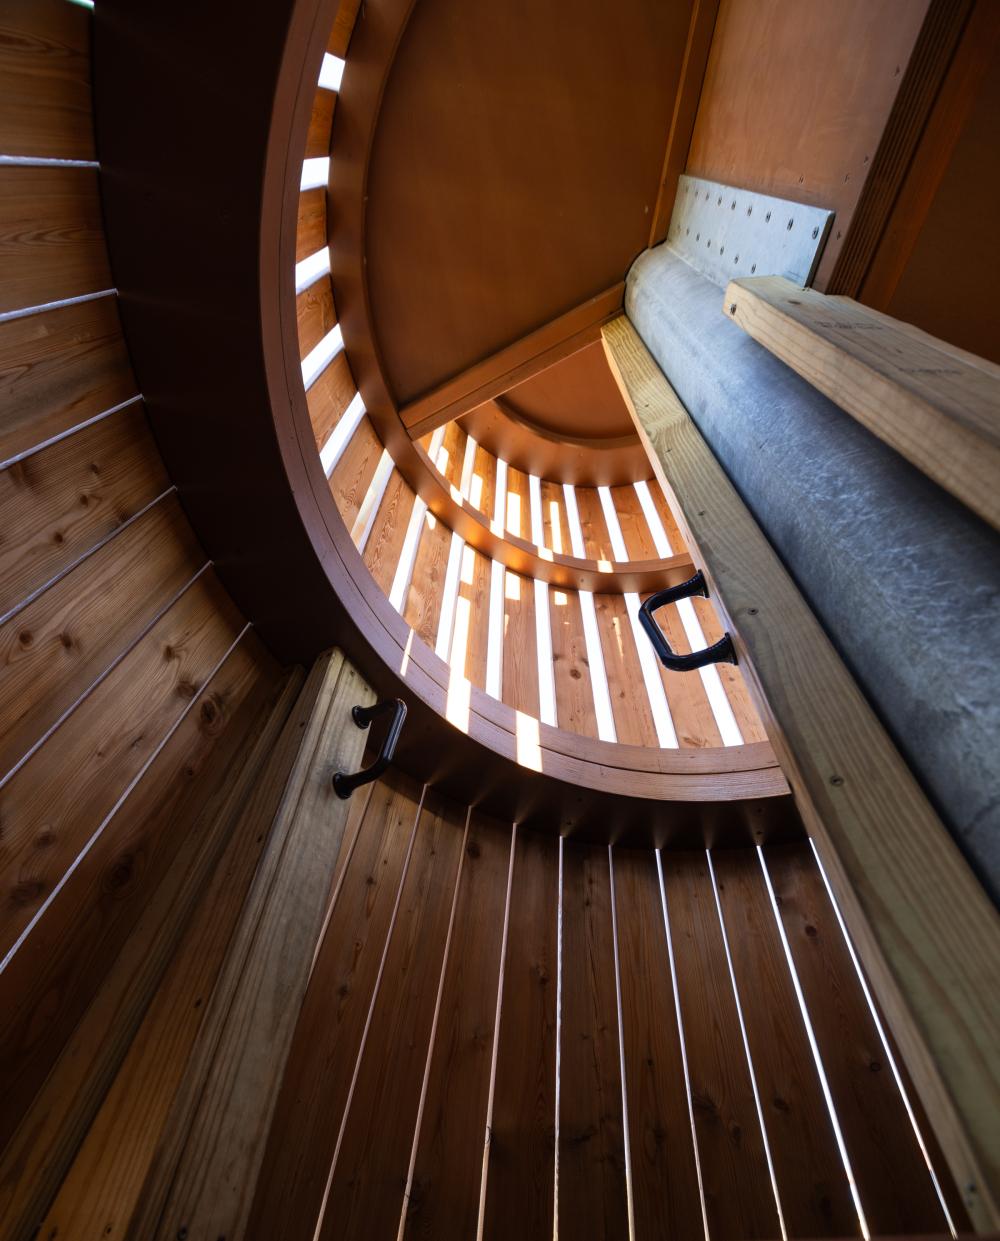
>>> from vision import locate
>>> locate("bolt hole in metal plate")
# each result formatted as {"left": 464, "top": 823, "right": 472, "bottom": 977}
{"left": 667, "top": 175, "right": 834, "bottom": 288}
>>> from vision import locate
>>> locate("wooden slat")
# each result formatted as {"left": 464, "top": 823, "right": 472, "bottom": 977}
{"left": 540, "top": 478, "right": 570, "bottom": 555}
{"left": 648, "top": 476, "right": 687, "bottom": 555}
{"left": 401, "top": 811, "right": 513, "bottom": 1239}
{"left": 305, "top": 84, "right": 336, "bottom": 158}
{"left": 0, "top": 296, "right": 136, "bottom": 466}
{"left": 0, "top": 167, "right": 111, "bottom": 313}
{"left": 402, "top": 507, "right": 452, "bottom": 648}
{"left": 328, "top": 0, "right": 362, "bottom": 58}
{"left": 660, "top": 851, "right": 781, "bottom": 1240}
{"left": 437, "top": 419, "right": 467, "bottom": 491}
{"left": 594, "top": 592, "right": 658, "bottom": 747}
{"left": 610, "top": 482, "right": 658, "bottom": 560}
{"left": 612, "top": 846, "right": 703, "bottom": 1240}
{"left": 692, "top": 596, "right": 769, "bottom": 744}
{"left": 504, "top": 464, "right": 529, "bottom": 538}
{"left": 247, "top": 770, "right": 425, "bottom": 1241}
{"left": 501, "top": 569, "right": 540, "bottom": 720}
{"left": 307, "top": 346, "right": 355, "bottom": 446}
{"left": 469, "top": 439, "right": 496, "bottom": 519}
{"left": 456, "top": 542, "right": 491, "bottom": 690}
{"left": 712, "top": 849, "right": 860, "bottom": 1237}
{"left": 558, "top": 842, "right": 629, "bottom": 1240}
{"left": 0, "top": 570, "right": 245, "bottom": 961}
{"left": 0, "top": 495, "right": 203, "bottom": 783}
{"left": 726, "top": 276, "right": 1000, "bottom": 532}
{"left": 576, "top": 485, "right": 614, "bottom": 562}
{"left": 363, "top": 468, "right": 415, "bottom": 595}
{"left": 0, "top": 404, "right": 169, "bottom": 619}
{"left": 296, "top": 186, "right": 326, "bottom": 264}
{"left": 296, "top": 275, "right": 337, "bottom": 357}
{"left": 0, "top": 644, "right": 291, "bottom": 1237}
{"left": 643, "top": 591, "right": 723, "bottom": 749}
{"left": 481, "top": 828, "right": 558, "bottom": 1241}
{"left": 328, "top": 411, "right": 381, "bottom": 527}
{"left": 317, "top": 790, "right": 468, "bottom": 1241}
{"left": 764, "top": 842, "right": 953, "bottom": 1235}
{"left": 0, "top": 0, "right": 94, "bottom": 160}
{"left": 550, "top": 587, "right": 598, "bottom": 739}
{"left": 603, "top": 314, "right": 1000, "bottom": 1224}
{"left": 136, "top": 650, "right": 374, "bottom": 1241}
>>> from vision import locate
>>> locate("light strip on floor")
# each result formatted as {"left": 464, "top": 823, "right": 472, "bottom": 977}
{"left": 300, "top": 157, "right": 330, "bottom": 191}
{"left": 534, "top": 579, "right": 558, "bottom": 727}
{"left": 295, "top": 246, "right": 330, "bottom": 294}
{"left": 562, "top": 484, "right": 587, "bottom": 559}
{"left": 808, "top": 840, "right": 958, "bottom": 1239}
{"left": 435, "top": 533, "right": 466, "bottom": 660}
{"left": 608, "top": 847, "right": 637, "bottom": 1241}
{"left": 675, "top": 598, "right": 744, "bottom": 746}
{"left": 350, "top": 449, "right": 393, "bottom": 552}
{"left": 485, "top": 559, "right": 505, "bottom": 700}
{"left": 624, "top": 592, "right": 678, "bottom": 748}
{"left": 318, "top": 53, "right": 345, "bottom": 91}
{"left": 633, "top": 480, "right": 675, "bottom": 557}
{"left": 319, "top": 390, "right": 365, "bottom": 476}
{"left": 529, "top": 474, "right": 545, "bottom": 549}
{"left": 388, "top": 496, "right": 428, "bottom": 613}
{"left": 578, "top": 592, "right": 617, "bottom": 742}
{"left": 597, "top": 486, "right": 629, "bottom": 562}
{"left": 758, "top": 847, "right": 872, "bottom": 1241}
{"left": 301, "top": 323, "right": 343, "bottom": 390}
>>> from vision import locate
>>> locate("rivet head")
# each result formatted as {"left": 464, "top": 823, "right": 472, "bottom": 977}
{"left": 729, "top": 303, "right": 737, "bottom": 315}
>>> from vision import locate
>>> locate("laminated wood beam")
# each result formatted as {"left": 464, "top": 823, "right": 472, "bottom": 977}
{"left": 602, "top": 313, "right": 1000, "bottom": 1229}
{"left": 725, "top": 276, "right": 1000, "bottom": 532}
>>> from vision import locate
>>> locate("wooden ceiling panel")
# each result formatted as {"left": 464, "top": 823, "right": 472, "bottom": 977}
{"left": 364, "top": 0, "right": 694, "bottom": 406}
{"left": 502, "top": 340, "right": 635, "bottom": 440}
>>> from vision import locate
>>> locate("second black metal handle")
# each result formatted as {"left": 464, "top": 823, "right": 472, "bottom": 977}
{"left": 333, "top": 698, "right": 407, "bottom": 799}
{"left": 638, "top": 571, "right": 737, "bottom": 672}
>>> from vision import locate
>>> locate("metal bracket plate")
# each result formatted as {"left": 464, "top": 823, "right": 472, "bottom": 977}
{"left": 666, "top": 175, "right": 834, "bottom": 288}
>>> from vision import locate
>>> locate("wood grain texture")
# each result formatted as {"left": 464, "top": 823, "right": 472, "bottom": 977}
{"left": 328, "top": 410, "right": 381, "bottom": 526}
{"left": 296, "top": 276, "right": 337, "bottom": 358}
{"left": 644, "top": 592, "right": 723, "bottom": 749}
{"left": 550, "top": 586, "right": 598, "bottom": 739}
{"left": 402, "top": 506, "right": 451, "bottom": 648}
{"left": 693, "top": 595, "right": 769, "bottom": 744}
{"left": 247, "top": 769, "right": 425, "bottom": 1241}
{"left": 469, "top": 440, "right": 496, "bottom": 520}
{"left": 328, "top": 0, "right": 361, "bottom": 57}
{"left": 0, "top": 0, "right": 94, "bottom": 160}
{"left": 481, "top": 828, "right": 558, "bottom": 1241}
{"left": 0, "top": 495, "right": 204, "bottom": 783}
{"left": 306, "top": 83, "right": 336, "bottom": 158}
{"left": 612, "top": 846, "right": 703, "bottom": 1241}
{"left": 576, "top": 485, "right": 614, "bottom": 562}
{"left": 660, "top": 851, "right": 781, "bottom": 1239}
{"left": 0, "top": 166, "right": 111, "bottom": 313}
{"left": 454, "top": 542, "right": 491, "bottom": 690}
{"left": 604, "top": 314, "right": 1000, "bottom": 1223}
{"left": 764, "top": 843, "right": 952, "bottom": 1235}
{"left": 712, "top": 848, "right": 860, "bottom": 1237}
{"left": 363, "top": 468, "right": 415, "bottom": 595}
{"left": 501, "top": 569, "right": 540, "bottom": 720}
{"left": 138, "top": 650, "right": 374, "bottom": 1241}
{"left": 0, "top": 295, "right": 136, "bottom": 466}
{"left": 401, "top": 812, "right": 513, "bottom": 1240}
{"left": 0, "top": 404, "right": 169, "bottom": 620}
{"left": 0, "top": 645, "right": 290, "bottom": 1239}
{"left": 296, "top": 186, "right": 326, "bottom": 263}
{"left": 726, "top": 276, "right": 1000, "bottom": 532}
{"left": 308, "top": 341, "right": 355, "bottom": 447}
{"left": 540, "top": 479, "right": 569, "bottom": 555}
{"left": 595, "top": 591, "right": 658, "bottom": 748}
{"left": 0, "top": 570, "right": 245, "bottom": 960}
{"left": 316, "top": 789, "right": 468, "bottom": 1241}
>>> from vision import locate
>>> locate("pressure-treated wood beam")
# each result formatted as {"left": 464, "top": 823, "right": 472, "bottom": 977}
{"left": 602, "top": 314, "right": 1000, "bottom": 1230}
{"left": 725, "top": 276, "right": 1000, "bottom": 532}
{"left": 399, "top": 283, "right": 625, "bottom": 439}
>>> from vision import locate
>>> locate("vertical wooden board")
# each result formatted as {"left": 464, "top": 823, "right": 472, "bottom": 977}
{"left": 550, "top": 587, "right": 598, "bottom": 739}
{"left": 0, "top": 405, "right": 169, "bottom": 619}
{"left": 0, "top": 0, "right": 94, "bottom": 160}
{"left": 763, "top": 842, "right": 951, "bottom": 1235}
{"left": 691, "top": 595, "right": 769, "bottom": 743}
{"left": 501, "top": 569, "right": 540, "bottom": 719}
{"left": 363, "top": 469, "right": 415, "bottom": 595}
{"left": 296, "top": 187, "right": 326, "bottom": 263}
{"left": 482, "top": 829, "right": 558, "bottom": 1241}
{"left": 612, "top": 847, "right": 704, "bottom": 1241}
{"left": 305, "top": 86, "right": 336, "bottom": 158}
{"left": 469, "top": 440, "right": 496, "bottom": 519}
{"left": 437, "top": 420, "right": 467, "bottom": 491}
{"left": 328, "top": 412, "right": 381, "bottom": 528}
{"left": 594, "top": 592, "right": 658, "bottom": 747}
{"left": 401, "top": 812, "right": 513, "bottom": 1240}
{"left": 576, "top": 486, "right": 615, "bottom": 561}
{"left": 540, "top": 479, "right": 570, "bottom": 555}
{"left": 317, "top": 790, "right": 468, "bottom": 1241}
{"left": 648, "top": 477, "right": 688, "bottom": 555}
{"left": 0, "top": 496, "right": 204, "bottom": 783}
{"left": 296, "top": 277, "right": 337, "bottom": 358}
{"left": 559, "top": 842, "right": 630, "bottom": 1241}
{"left": 247, "top": 771, "right": 424, "bottom": 1241}
{"left": 641, "top": 592, "right": 723, "bottom": 749}
{"left": 611, "top": 484, "right": 658, "bottom": 560}
{"left": 402, "top": 510, "right": 452, "bottom": 648}
{"left": 712, "top": 848, "right": 860, "bottom": 1237}
{"left": 0, "top": 570, "right": 244, "bottom": 960}
{"left": 660, "top": 851, "right": 781, "bottom": 1240}
{"left": 0, "top": 167, "right": 111, "bottom": 313}
{"left": 0, "top": 296, "right": 136, "bottom": 466}
{"left": 456, "top": 542, "right": 491, "bottom": 690}
{"left": 505, "top": 465, "right": 529, "bottom": 538}
{"left": 329, "top": 0, "right": 362, "bottom": 57}
{"left": 308, "top": 347, "right": 355, "bottom": 447}
{"left": 0, "top": 641, "right": 286, "bottom": 1232}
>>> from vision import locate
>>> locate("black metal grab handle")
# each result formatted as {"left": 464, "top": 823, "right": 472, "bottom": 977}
{"left": 638, "top": 571, "right": 737, "bottom": 672}
{"left": 333, "top": 699, "right": 407, "bottom": 799}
